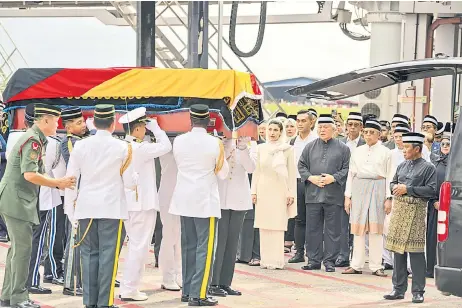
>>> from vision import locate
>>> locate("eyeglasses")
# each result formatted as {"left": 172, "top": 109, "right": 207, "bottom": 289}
{"left": 441, "top": 142, "right": 451, "bottom": 147}
{"left": 421, "top": 125, "right": 434, "bottom": 130}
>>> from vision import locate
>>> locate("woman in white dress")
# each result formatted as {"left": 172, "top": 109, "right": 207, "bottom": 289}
{"left": 251, "top": 119, "right": 297, "bottom": 269}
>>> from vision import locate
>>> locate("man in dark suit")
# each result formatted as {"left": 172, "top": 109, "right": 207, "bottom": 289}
{"left": 335, "top": 112, "right": 365, "bottom": 268}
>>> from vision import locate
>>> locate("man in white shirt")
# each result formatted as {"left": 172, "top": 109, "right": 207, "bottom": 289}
{"left": 343, "top": 119, "right": 392, "bottom": 277}
{"left": 169, "top": 104, "right": 229, "bottom": 307}
{"left": 209, "top": 136, "right": 256, "bottom": 297}
{"left": 288, "top": 110, "right": 318, "bottom": 264}
{"left": 336, "top": 112, "right": 365, "bottom": 268}
{"left": 118, "top": 107, "right": 172, "bottom": 301}
{"left": 65, "top": 104, "right": 138, "bottom": 308}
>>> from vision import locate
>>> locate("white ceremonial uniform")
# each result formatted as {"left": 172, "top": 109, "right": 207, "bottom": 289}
{"left": 345, "top": 143, "right": 393, "bottom": 272}
{"left": 169, "top": 127, "right": 229, "bottom": 218}
{"left": 171, "top": 125, "right": 229, "bottom": 301}
{"left": 211, "top": 139, "right": 256, "bottom": 288}
{"left": 218, "top": 139, "right": 257, "bottom": 210}
{"left": 157, "top": 150, "right": 182, "bottom": 289}
{"left": 40, "top": 137, "right": 62, "bottom": 211}
{"left": 120, "top": 121, "right": 172, "bottom": 298}
{"left": 5, "top": 131, "right": 25, "bottom": 159}
{"left": 64, "top": 130, "right": 138, "bottom": 222}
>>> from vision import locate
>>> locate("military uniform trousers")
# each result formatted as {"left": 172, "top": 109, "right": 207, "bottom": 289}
{"left": 79, "top": 218, "right": 126, "bottom": 307}
{"left": 120, "top": 209, "right": 157, "bottom": 296}
{"left": 0, "top": 214, "right": 34, "bottom": 305}
{"left": 43, "top": 204, "right": 66, "bottom": 279}
{"left": 212, "top": 210, "right": 245, "bottom": 287}
{"left": 236, "top": 206, "right": 260, "bottom": 263}
{"left": 27, "top": 210, "right": 50, "bottom": 287}
{"left": 181, "top": 216, "right": 218, "bottom": 299}
{"left": 63, "top": 216, "right": 82, "bottom": 290}
{"left": 159, "top": 206, "right": 181, "bottom": 285}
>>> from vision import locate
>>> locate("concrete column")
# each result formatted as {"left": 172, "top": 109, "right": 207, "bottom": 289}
{"left": 431, "top": 23, "right": 459, "bottom": 122}
{"left": 359, "top": 12, "right": 402, "bottom": 121}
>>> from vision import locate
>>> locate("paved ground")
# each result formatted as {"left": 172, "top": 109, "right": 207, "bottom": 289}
{"left": 0, "top": 242, "right": 460, "bottom": 308}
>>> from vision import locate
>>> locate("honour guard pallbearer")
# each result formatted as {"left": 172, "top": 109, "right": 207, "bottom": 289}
{"left": 0, "top": 103, "right": 76, "bottom": 308}
{"left": 118, "top": 107, "right": 172, "bottom": 301}
{"left": 384, "top": 132, "right": 437, "bottom": 304}
{"left": 55, "top": 106, "right": 88, "bottom": 296}
{"left": 65, "top": 104, "right": 138, "bottom": 308}
{"left": 27, "top": 130, "right": 65, "bottom": 294}
{"left": 209, "top": 136, "right": 256, "bottom": 297}
{"left": 158, "top": 150, "right": 182, "bottom": 291}
{"left": 169, "top": 104, "right": 229, "bottom": 307}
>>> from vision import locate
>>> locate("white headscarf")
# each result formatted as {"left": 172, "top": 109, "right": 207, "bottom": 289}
{"left": 266, "top": 119, "right": 291, "bottom": 179}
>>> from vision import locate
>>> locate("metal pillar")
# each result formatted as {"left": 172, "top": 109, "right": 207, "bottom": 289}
{"left": 431, "top": 23, "right": 459, "bottom": 122}
{"left": 136, "top": 1, "right": 156, "bottom": 67}
{"left": 188, "top": 1, "right": 209, "bottom": 68}
{"left": 399, "top": 14, "right": 432, "bottom": 126}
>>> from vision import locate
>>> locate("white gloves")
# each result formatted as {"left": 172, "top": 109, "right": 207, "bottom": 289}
{"left": 145, "top": 119, "right": 161, "bottom": 132}
{"left": 237, "top": 136, "right": 251, "bottom": 150}
{"left": 86, "top": 117, "right": 96, "bottom": 131}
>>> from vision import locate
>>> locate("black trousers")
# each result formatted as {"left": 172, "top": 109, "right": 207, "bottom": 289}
{"left": 426, "top": 204, "right": 438, "bottom": 277}
{"left": 293, "top": 180, "right": 306, "bottom": 252}
{"left": 305, "top": 203, "right": 341, "bottom": 266}
{"left": 392, "top": 252, "right": 426, "bottom": 295}
{"left": 27, "top": 210, "right": 49, "bottom": 287}
{"left": 284, "top": 219, "right": 295, "bottom": 242}
{"left": 44, "top": 204, "right": 66, "bottom": 278}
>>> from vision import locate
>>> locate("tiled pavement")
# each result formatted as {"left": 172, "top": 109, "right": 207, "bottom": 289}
{"left": 0, "top": 242, "right": 460, "bottom": 308}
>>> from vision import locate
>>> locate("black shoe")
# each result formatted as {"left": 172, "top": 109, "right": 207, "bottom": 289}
{"left": 188, "top": 297, "right": 218, "bottom": 306}
{"left": 301, "top": 263, "right": 321, "bottom": 270}
{"left": 0, "top": 299, "right": 10, "bottom": 307}
{"left": 334, "top": 259, "right": 350, "bottom": 267}
{"left": 0, "top": 235, "right": 8, "bottom": 243}
{"left": 383, "top": 290, "right": 405, "bottom": 300}
{"left": 11, "top": 300, "right": 40, "bottom": 308}
{"left": 28, "top": 286, "right": 52, "bottom": 294}
{"left": 114, "top": 280, "right": 120, "bottom": 288}
{"left": 208, "top": 285, "right": 227, "bottom": 297}
{"left": 288, "top": 252, "right": 305, "bottom": 263}
{"left": 412, "top": 293, "right": 424, "bottom": 303}
{"left": 384, "top": 263, "right": 393, "bottom": 270}
{"left": 325, "top": 265, "right": 335, "bottom": 272}
{"left": 42, "top": 275, "right": 53, "bottom": 284}
{"left": 63, "top": 287, "right": 83, "bottom": 296}
{"left": 52, "top": 276, "right": 64, "bottom": 285}
{"left": 220, "top": 286, "right": 241, "bottom": 296}
{"left": 181, "top": 295, "right": 189, "bottom": 302}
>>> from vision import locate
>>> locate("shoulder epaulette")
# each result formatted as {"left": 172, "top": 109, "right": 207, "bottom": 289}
{"left": 49, "top": 135, "right": 62, "bottom": 143}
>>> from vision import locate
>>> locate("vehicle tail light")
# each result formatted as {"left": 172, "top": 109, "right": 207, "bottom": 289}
{"left": 438, "top": 181, "right": 452, "bottom": 242}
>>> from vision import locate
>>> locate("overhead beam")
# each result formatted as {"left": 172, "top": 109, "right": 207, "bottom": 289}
{"left": 0, "top": 9, "right": 337, "bottom": 25}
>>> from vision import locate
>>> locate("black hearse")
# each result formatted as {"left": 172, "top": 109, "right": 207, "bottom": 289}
{"left": 286, "top": 57, "right": 462, "bottom": 297}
